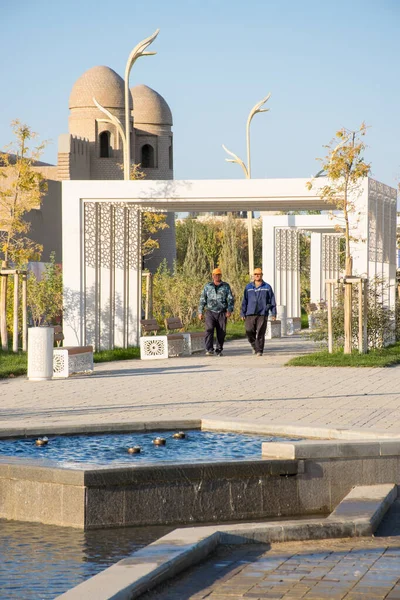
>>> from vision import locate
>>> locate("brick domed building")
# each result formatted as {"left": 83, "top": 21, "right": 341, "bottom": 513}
{"left": 26, "top": 65, "right": 176, "bottom": 271}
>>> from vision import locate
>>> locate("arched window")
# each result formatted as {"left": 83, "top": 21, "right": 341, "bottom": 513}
{"left": 141, "top": 144, "right": 155, "bottom": 168}
{"left": 99, "top": 131, "right": 110, "bottom": 158}
{"left": 169, "top": 142, "right": 173, "bottom": 170}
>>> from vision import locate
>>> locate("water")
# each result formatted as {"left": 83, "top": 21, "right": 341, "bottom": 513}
{"left": 0, "top": 430, "right": 298, "bottom": 598}
{"left": 0, "top": 520, "right": 171, "bottom": 599}
{"left": 0, "top": 430, "right": 296, "bottom": 467}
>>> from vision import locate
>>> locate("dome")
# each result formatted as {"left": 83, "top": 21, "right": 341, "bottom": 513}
{"left": 130, "top": 84, "right": 173, "bottom": 126}
{"left": 69, "top": 66, "right": 131, "bottom": 110}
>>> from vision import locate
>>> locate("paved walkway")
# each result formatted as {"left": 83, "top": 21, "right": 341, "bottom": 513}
{"left": 2, "top": 335, "right": 400, "bottom": 435}
{"left": 142, "top": 538, "right": 400, "bottom": 599}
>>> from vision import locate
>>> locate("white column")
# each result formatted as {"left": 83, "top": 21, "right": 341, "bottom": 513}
{"left": 310, "top": 232, "right": 322, "bottom": 303}
{"left": 262, "top": 216, "right": 276, "bottom": 291}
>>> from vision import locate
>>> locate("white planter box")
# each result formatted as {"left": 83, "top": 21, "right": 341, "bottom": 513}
{"left": 140, "top": 336, "right": 169, "bottom": 360}
{"left": 27, "top": 327, "right": 54, "bottom": 381}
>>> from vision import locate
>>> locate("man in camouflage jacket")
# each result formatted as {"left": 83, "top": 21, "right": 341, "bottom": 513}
{"left": 198, "top": 268, "right": 234, "bottom": 356}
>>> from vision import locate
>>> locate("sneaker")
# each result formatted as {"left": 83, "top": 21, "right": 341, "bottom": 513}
{"left": 251, "top": 348, "right": 257, "bottom": 355}
{"left": 205, "top": 350, "right": 214, "bottom": 356}
{"left": 256, "top": 352, "right": 263, "bottom": 357}
{"left": 216, "top": 349, "right": 223, "bottom": 357}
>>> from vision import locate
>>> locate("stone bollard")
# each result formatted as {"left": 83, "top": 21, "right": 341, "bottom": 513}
{"left": 266, "top": 319, "right": 281, "bottom": 339}
{"left": 286, "top": 318, "right": 295, "bottom": 336}
{"left": 308, "top": 313, "right": 316, "bottom": 330}
{"left": 27, "top": 327, "right": 54, "bottom": 381}
{"left": 293, "top": 317, "right": 302, "bottom": 334}
{"left": 277, "top": 305, "right": 287, "bottom": 335}
{"left": 286, "top": 317, "right": 301, "bottom": 336}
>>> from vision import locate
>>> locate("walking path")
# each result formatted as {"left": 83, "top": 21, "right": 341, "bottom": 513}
{"left": 2, "top": 335, "right": 400, "bottom": 435}
{"left": 4, "top": 335, "right": 400, "bottom": 598}
{"left": 141, "top": 537, "right": 400, "bottom": 600}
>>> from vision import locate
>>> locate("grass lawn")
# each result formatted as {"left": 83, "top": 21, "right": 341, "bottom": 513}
{"left": 0, "top": 321, "right": 245, "bottom": 379}
{"left": 93, "top": 347, "right": 140, "bottom": 363}
{"left": 286, "top": 342, "right": 400, "bottom": 368}
{"left": 301, "top": 312, "right": 309, "bottom": 329}
{"left": 0, "top": 346, "right": 141, "bottom": 379}
{"left": 0, "top": 350, "right": 27, "bottom": 379}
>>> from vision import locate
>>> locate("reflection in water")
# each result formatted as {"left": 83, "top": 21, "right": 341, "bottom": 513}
{"left": 0, "top": 519, "right": 171, "bottom": 599}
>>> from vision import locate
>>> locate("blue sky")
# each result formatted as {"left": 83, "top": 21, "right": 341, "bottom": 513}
{"left": 1, "top": 0, "right": 399, "bottom": 187}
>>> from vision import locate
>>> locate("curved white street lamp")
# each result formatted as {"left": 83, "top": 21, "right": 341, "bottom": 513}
{"left": 222, "top": 93, "right": 271, "bottom": 276}
{"left": 124, "top": 29, "right": 160, "bottom": 179}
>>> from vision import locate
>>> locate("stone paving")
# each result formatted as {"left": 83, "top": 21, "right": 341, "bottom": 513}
{"left": 1, "top": 335, "right": 400, "bottom": 436}
{"left": 141, "top": 538, "right": 400, "bottom": 599}
{"left": 3, "top": 334, "right": 400, "bottom": 597}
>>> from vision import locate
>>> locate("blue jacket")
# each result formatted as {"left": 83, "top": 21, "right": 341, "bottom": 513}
{"left": 240, "top": 280, "right": 277, "bottom": 317}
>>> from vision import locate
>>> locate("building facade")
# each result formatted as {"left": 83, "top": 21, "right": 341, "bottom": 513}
{"left": 27, "top": 65, "right": 176, "bottom": 271}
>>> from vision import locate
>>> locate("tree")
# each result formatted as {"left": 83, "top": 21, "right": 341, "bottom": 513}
{"left": 27, "top": 253, "right": 63, "bottom": 327}
{"left": 0, "top": 120, "right": 47, "bottom": 349}
{"left": 181, "top": 229, "right": 209, "bottom": 280}
{"left": 0, "top": 120, "right": 47, "bottom": 264}
{"left": 307, "top": 124, "right": 371, "bottom": 353}
{"left": 128, "top": 162, "right": 169, "bottom": 266}
{"left": 308, "top": 124, "right": 370, "bottom": 276}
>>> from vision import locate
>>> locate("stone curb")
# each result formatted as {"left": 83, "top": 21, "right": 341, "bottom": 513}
{"left": 56, "top": 483, "right": 396, "bottom": 600}
{"left": 0, "top": 419, "right": 202, "bottom": 440}
{"left": 201, "top": 417, "right": 400, "bottom": 441}
{"left": 2, "top": 417, "right": 399, "bottom": 443}
{"left": 262, "top": 439, "right": 400, "bottom": 459}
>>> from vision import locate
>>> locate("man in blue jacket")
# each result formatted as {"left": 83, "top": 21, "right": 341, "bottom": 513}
{"left": 240, "top": 267, "right": 276, "bottom": 356}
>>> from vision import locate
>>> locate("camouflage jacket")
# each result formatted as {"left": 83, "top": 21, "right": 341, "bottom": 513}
{"left": 198, "top": 281, "right": 234, "bottom": 314}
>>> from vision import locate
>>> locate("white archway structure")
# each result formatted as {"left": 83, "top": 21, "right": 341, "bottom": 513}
{"left": 262, "top": 178, "right": 397, "bottom": 319}
{"left": 62, "top": 177, "right": 396, "bottom": 349}
{"left": 262, "top": 214, "right": 341, "bottom": 317}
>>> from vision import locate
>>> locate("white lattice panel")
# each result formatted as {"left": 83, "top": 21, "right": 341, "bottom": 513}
{"left": 53, "top": 349, "right": 94, "bottom": 378}
{"left": 28, "top": 327, "right": 55, "bottom": 381}
{"left": 140, "top": 336, "right": 168, "bottom": 360}
{"left": 53, "top": 349, "right": 69, "bottom": 377}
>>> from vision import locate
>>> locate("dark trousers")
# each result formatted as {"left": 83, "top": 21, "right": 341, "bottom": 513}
{"left": 205, "top": 311, "right": 227, "bottom": 352}
{"left": 245, "top": 315, "right": 268, "bottom": 354}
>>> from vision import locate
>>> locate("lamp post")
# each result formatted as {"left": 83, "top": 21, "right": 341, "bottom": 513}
{"left": 123, "top": 29, "right": 159, "bottom": 180}
{"left": 94, "top": 31, "right": 159, "bottom": 180}
{"left": 222, "top": 93, "right": 271, "bottom": 277}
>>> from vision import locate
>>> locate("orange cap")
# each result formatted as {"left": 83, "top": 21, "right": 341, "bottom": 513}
{"left": 212, "top": 268, "right": 222, "bottom": 275}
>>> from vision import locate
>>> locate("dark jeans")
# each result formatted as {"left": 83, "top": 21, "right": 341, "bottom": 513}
{"left": 205, "top": 311, "right": 227, "bottom": 352}
{"left": 245, "top": 315, "right": 268, "bottom": 354}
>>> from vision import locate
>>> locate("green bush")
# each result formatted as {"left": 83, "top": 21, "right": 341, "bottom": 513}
{"left": 310, "top": 276, "right": 396, "bottom": 350}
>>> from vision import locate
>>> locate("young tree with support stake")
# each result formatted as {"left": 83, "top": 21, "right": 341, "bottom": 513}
{"left": 0, "top": 121, "right": 47, "bottom": 350}
{"left": 307, "top": 123, "right": 371, "bottom": 354}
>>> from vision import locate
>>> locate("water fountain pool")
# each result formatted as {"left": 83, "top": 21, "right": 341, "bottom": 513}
{"left": 0, "top": 430, "right": 299, "bottom": 467}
